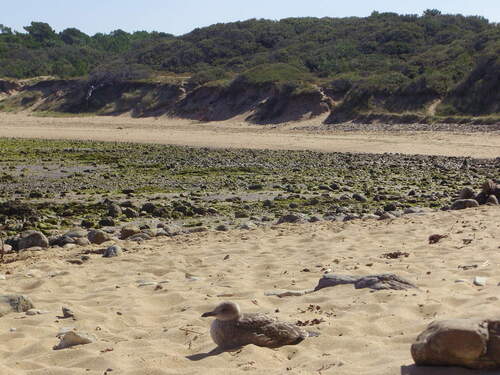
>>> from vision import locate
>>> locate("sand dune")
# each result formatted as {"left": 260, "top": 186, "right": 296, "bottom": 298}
{"left": 0, "top": 113, "right": 499, "bottom": 158}
{"left": 1, "top": 206, "right": 499, "bottom": 374}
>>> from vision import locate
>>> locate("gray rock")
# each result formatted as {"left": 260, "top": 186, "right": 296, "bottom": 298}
{"left": 103, "top": 245, "right": 122, "bottom": 258}
{"left": 17, "top": 231, "right": 49, "bottom": 250}
{"left": 108, "top": 203, "right": 122, "bottom": 217}
{"left": 215, "top": 224, "right": 229, "bottom": 232}
{"left": 451, "top": 199, "right": 480, "bottom": 210}
{"left": 128, "top": 233, "right": 152, "bottom": 242}
{"left": 121, "top": 225, "right": 140, "bottom": 239}
{"left": 277, "top": 213, "right": 306, "bottom": 224}
{"left": 123, "top": 207, "right": 139, "bottom": 218}
{"left": 239, "top": 222, "right": 257, "bottom": 230}
{"left": 87, "top": 230, "right": 111, "bottom": 245}
{"left": 474, "top": 276, "right": 487, "bottom": 286}
{"left": 486, "top": 195, "right": 499, "bottom": 205}
{"left": 0, "top": 295, "right": 34, "bottom": 317}
{"left": 141, "top": 203, "right": 157, "bottom": 214}
{"left": 64, "top": 229, "right": 88, "bottom": 239}
{"left": 352, "top": 193, "right": 368, "bottom": 202}
{"left": 404, "top": 207, "right": 425, "bottom": 215}
{"left": 75, "top": 237, "right": 90, "bottom": 246}
{"left": 164, "top": 225, "right": 182, "bottom": 236}
{"left": 379, "top": 212, "right": 396, "bottom": 220}
{"left": 98, "top": 217, "right": 115, "bottom": 227}
{"left": 411, "top": 318, "right": 500, "bottom": 369}
{"left": 53, "top": 330, "right": 96, "bottom": 350}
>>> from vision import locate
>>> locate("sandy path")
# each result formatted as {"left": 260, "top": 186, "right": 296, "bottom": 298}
{"left": 0, "top": 113, "right": 499, "bottom": 158}
{"left": 0, "top": 207, "right": 499, "bottom": 374}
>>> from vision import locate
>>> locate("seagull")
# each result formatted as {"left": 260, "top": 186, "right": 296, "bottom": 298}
{"left": 201, "top": 301, "right": 309, "bottom": 349}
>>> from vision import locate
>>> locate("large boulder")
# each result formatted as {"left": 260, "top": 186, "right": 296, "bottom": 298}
{"left": 0, "top": 295, "right": 34, "bottom": 317}
{"left": 412, "top": 318, "right": 500, "bottom": 369}
{"left": 17, "top": 231, "right": 49, "bottom": 250}
{"left": 450, "top": 199, "right": 480, "bottom": 210}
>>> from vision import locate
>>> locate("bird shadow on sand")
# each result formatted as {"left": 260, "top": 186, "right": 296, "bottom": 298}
{"left": 401, "top": 365, "right": 497, "bottom": 375}
{"left": 186, "top": 347, "right": 238, "bottom": 361}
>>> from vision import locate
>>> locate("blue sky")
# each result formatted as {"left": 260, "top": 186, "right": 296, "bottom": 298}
{"left": 2, "top": 0, "right": 499, "bottom": 35}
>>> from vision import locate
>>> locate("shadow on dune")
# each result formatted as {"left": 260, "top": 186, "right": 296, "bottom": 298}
{"left": 401, "top": 365, "right": 498, "bottom": 375}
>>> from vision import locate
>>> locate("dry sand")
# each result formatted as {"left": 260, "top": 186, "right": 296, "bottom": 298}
{"left": 0, "top": 113, "right": 499, "bottom": 158}
{"left": 1, "top": 207, "right": 499, "bottom": 374}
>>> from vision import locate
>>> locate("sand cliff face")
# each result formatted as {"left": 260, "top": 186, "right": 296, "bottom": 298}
{"left": 0, "top": 78, "right": 332, "bottom": 124}
{"left": 0, "top": 75, "right": 498, "bottom": 125}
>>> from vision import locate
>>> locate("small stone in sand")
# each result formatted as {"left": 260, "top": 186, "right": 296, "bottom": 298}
{"left": 53, "top": 330, "right": 95, "bottom": 350}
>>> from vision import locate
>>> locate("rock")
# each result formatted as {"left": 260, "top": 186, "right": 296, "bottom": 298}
{"left": 379, "top": 212, "right": 396, "bottom": 220}
{"left": 128, "top": 233, "right": 152, "bottom": 242}
{"left": 215, "top": 224, "right": 229, "bottom": 232}
{"left": 53, "top": 330, "right": 96, "bottom": 350}
{"left": 459, "top": 187, "right": 476, "bottom": 200}
{"left": 80, "top": 219, "right": 94, "bottom": 228}
{"left": 87, "top": 230, "right": 111, "bottom": 245}
{"left": 411, "top": 318, "right": 500, "bottom": 369}
{"left": 61, "top": 307, "right": 75, "bottom": 318}
{"left": 99, "top": 217, "right": 115, "bottom": 227}
{"left": 277, "top": 213, "right": 306, "bottom": 224}
{"left": 141, "top": 203, "right": 157, "bottom": 214}
{"left": 17, "top": 231, "right": 49, "bottom": 250}
{"left": 164, "top": 225, "right": 182, "bottom": 236}
{"left": 64, "top": 229, "right": 88, "bottom": 238}
{"left": 451, "top": 199, "right": 480, "bottom": 210}
{"left": 239, "top": 222, "right": 257, "bottom": 230}
{"left": 353, "top": 193, "right": 368, "bottom": 202}
{"left": 0, "top": 295, "right": 34, "bottom": 317}
{"left": 121, "top": 225, "right": 140, "bottom": 239}
{"left": 486, "top": 195, "right": 499, "bottom": 205}
{"left": 108, "top": 204, "right": 122, "bottom": 217}
{"left": 75, "top": 237, "right": 90, "bottom": 246}
{"left": 248, "top": 183, "right": 263, "bottom": 190}
{"left": 384, "top": 203, "right": 398, "bottom": 212}
{"left": 123, "top": 207, "right": 139, "bottom": 218}
{"left": 404, "top": 207, "right": 424, "bottom": 214}
{"left": 26, "top": 309, "right": 48, "bottom": 316}
{"left": 103, "top": 245, "right": 122, "bottom": 258}
{"left": 474, "top": 276, "right": 487, "bottom": 286}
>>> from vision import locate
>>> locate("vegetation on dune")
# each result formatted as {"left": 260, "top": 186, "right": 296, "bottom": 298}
{"left": 0, "top": 10, "right": 499, "bottom": 119}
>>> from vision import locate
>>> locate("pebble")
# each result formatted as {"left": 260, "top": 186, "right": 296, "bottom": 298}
{"left": 103, "top": 245, "right": 122, "bottom": 258}
{"left": 0, "top": 275, "right": 6, "bottom": 280}
{"left": 473, "top": 277, "right": 487, "bottom": 286}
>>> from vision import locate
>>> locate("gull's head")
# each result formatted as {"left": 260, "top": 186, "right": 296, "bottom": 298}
{"left": 202, "top": 301, "right": 241, "bottom": 321}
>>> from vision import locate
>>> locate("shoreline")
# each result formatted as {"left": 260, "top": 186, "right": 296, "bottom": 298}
{"left": 0, "top": 113, "right": 499, "bottom": 158}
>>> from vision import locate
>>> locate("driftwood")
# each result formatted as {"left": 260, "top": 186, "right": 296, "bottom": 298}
{"left": 266, "top": 273, "right": 417, "bottom": 298}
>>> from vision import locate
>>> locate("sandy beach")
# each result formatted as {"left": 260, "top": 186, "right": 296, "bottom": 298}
{"left": 0, "top": 206, "right": 499, "bottom": 375}
{"left": 0, "top": 113, "right": 499, "bottom": 374}
{"left": 0, "top": 113, "right": 499, "bottom": 158}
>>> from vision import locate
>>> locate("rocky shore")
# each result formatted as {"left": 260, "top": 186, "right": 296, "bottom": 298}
{"left": 0, "top": 138, "right": 498, "bottom": 259}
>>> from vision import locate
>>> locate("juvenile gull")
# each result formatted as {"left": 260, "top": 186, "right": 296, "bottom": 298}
{"left": 201, "top": 301, "right": 308, "bottom": 349}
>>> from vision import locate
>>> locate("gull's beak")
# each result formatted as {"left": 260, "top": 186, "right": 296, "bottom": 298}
{"left": 201, "top": 311, "right": 216, "bottom": 318}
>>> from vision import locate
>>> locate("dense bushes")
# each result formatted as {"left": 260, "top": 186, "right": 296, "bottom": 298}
{"left": 0, "top": 12, "right": 499, "bottom": 117}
